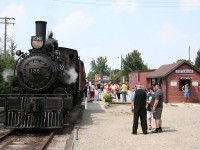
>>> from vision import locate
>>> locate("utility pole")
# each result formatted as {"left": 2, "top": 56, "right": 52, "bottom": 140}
{"left": 0, "top": 17, "right": 15, "bottom": 59}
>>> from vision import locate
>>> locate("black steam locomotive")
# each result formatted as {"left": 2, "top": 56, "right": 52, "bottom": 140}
{"left": 0, "top": 21, "right": 86, "bottom": 129}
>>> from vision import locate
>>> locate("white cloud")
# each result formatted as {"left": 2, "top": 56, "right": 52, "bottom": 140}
{"left": 180, "top": 0, "right": 200, "bottom": 11}
{"left": 0, "top": 4, "right": 26, "bottom": 50}
{"left": 111, "top": 0, "right": 138, "bottom": 13}
{"left": 154, "top": 22, "right": 183, "bottom": 45}
{"left": 53, "top": 11, "right": 93, "bottom": 40}
{"left": 0, "top": 4, "right": 26, "bottom": 22}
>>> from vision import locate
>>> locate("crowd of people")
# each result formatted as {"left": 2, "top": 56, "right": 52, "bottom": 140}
{"left": 85, "top": 81, "right": 129, "bottom": 102}
{"left": 84, "top": 80, "right": 189, "bottom": 135}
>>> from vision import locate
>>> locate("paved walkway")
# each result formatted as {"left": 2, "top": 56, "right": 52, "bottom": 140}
{"left": 74, "top": 98, "right": 200, "bottom": 150}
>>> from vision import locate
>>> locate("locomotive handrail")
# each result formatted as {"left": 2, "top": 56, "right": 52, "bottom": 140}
{"left": 13, "top": 53, "right": 27, "bottom": 78}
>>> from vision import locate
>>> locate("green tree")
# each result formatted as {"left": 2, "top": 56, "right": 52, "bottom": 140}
{"left": 87, "top": 56, "right": 110, "bottom": 81}
{"left": 0, "top": 53, "right": 15, "bottom": 93}
{"left": 195, "top": 49, "right": 200, "bottom": 69}
{"left": 0, "top": 38, "right": 17, "bottom": 94}
{"left": 123, "top": 50, "right": 148, "bottom": 77}
{"left": 111, "top": 69, "right": 121, "bottom": 83}
{"left": 87, "top": 71, "right": 95, "bottom": 82}
{"left": 7, "top": 37, "right": 17, "bottom": 57}
{"left": 176, "top": 59, "right": 186, "bottom": 63}
{"left": 176, "top": 59, "right": 193, "bottom": 64}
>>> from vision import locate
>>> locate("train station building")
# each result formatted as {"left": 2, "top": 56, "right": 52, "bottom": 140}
{"left": 129, "top": 61, "right": 200, "bottom": 103}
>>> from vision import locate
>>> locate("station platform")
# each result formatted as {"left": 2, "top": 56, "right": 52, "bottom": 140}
{"left": 73, "top": 95, "right": 200, "bottom": 150}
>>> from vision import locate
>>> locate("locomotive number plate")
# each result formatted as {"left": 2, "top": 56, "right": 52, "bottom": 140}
{"left": 29, "top": 68, "right": 41, "bottom": 74}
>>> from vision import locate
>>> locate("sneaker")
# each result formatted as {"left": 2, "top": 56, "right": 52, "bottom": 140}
{"left": 152, "top": 128, "right": 160, "bottom": 133}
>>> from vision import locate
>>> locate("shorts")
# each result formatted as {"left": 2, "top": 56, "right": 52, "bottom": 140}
{"left": 147, "top": 111, "right": 153, "bottom": 119}
{"left": 184, "top": 92, "right": 189, "bottom": 98}
{"left": 153, "top": 107, "right": 163, "bottom": 119}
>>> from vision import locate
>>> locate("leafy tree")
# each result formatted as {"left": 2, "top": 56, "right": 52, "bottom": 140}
{"left": 110, "top": 69, "right": 121, "bottom": 83}
{"left": 0, "top": 53, "right": 14, "bottom": 93}
{"left": 0, "top": 38, "right": 17, "bottom": 94}
{"left": 123, "top": 50, "right": 148, "bottom": 77}
{"left": 195, "top": 49, "right": 200, "bottom": 69}
{"left": 87, "top": 56, "right": 110, "bottom": 81}
{"left": 7, "top": 37, "right": 17, "bottom": 57}
{"left": 87, "top": 71, "right": 95, "bottom": 82}
{"left": 176, "top": 59, "right": 193, "bottom": 65}
{"left": 176, "top": 59, "right": 186, "bottom": 63}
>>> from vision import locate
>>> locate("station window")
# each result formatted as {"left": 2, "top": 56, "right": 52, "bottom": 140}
{"left": 179, "top": 79, "right": 190, "bottom": 91}
{"left": 150, "top": 78, "right": 162, "bottom": 87}
{"left": 151, "top": 78, "right": 156, "bottom": 85}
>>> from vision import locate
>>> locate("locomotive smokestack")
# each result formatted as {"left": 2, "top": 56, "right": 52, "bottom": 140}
{"left": 35, "top": 21, "right": 47, "bottom": 42}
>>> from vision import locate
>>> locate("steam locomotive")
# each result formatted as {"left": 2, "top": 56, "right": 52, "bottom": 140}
{"left": 0, "top": 21, "right": 86, "bottom": 129}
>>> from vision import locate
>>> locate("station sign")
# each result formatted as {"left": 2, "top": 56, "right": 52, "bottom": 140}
{"left": 175, "top": 69, "right": 193, "bottom": 74}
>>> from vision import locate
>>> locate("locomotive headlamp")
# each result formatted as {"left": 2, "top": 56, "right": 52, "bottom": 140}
{"left": 31, "top": 36, "right": 44, "bottom": 49}
{"left": 16, "top": 50, "right": 22, "bottom": 56}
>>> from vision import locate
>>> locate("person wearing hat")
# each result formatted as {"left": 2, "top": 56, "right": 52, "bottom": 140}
{"left": 152, "top": 82, "right": 163, "bottom": 133}
{"left": 131, "top": 81, "right": 148, "bottom": 135}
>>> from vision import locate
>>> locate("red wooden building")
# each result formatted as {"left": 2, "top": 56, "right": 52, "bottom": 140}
{"left": 129, "top": 61, "right": 200, "bottom": 103}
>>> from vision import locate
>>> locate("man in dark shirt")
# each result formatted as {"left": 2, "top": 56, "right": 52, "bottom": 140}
{"left": 131, "top": 82, "right": 148, "bottom": 135}
{"left": 152, "top": 83, "right": 163, "bottom": 133}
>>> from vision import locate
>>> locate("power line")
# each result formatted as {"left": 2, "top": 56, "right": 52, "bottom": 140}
{"left": 53, "top": 0, "right": 200, "bottom": 7}
{"left": 0, "top": 17, "right": 15, "bottom": 59}
{"left": 96, "top": 0, "right": 200, "bottom": 3}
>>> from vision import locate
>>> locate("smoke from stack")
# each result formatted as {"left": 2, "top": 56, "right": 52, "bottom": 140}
{"left": 2, "top": 69, "right": 14, "bottom": 83}
{"left": 63, "top": 68, "right": 78, "bottom": 84}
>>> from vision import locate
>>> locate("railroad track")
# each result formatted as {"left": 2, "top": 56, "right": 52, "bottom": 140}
{"left": 0, "top": 129, "right": 58, "bottom": 150}
{"left": 0, "top": 105, "right": 84, "bottom": 150}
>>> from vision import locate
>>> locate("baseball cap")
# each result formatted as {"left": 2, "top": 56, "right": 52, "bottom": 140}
{"left": 136, "top": 81, "right": 142, "bottom": 85}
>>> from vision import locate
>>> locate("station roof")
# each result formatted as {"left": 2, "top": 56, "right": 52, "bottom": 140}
{"left": 147, "top": 60, "right": 200, "bottom": 78}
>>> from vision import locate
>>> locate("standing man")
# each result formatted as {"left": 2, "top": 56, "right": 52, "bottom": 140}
{"left": 131, "top": 82, "right": 148, "bottom": 135}
{"left": 152, "top": 83, "right": 163, "bottom": 133}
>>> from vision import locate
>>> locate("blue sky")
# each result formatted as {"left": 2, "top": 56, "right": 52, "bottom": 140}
{"left": 0, "top": 0, "right": 200, "bottom": 74}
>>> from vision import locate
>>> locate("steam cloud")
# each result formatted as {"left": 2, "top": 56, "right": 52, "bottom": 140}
{"left": 63, "top": 68, "right": 78, "bottom": 84}
{"left": 2, "top": 69, "right": 14, "bottom": 83}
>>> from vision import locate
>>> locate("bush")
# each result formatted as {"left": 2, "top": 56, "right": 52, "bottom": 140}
{"left": 103, "top": 93, "right": 112, "bottom": 102}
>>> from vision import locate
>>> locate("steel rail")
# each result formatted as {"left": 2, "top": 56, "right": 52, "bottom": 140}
{"left": 0, "top": 129, "right": 15, "bottom": 142}
{"left": 38, "top": 129, "right": 58, "bottom": 150}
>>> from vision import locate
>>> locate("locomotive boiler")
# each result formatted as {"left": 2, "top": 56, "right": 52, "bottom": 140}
{"left": 0, "top": 21, "right": 86, "bottom": 129}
